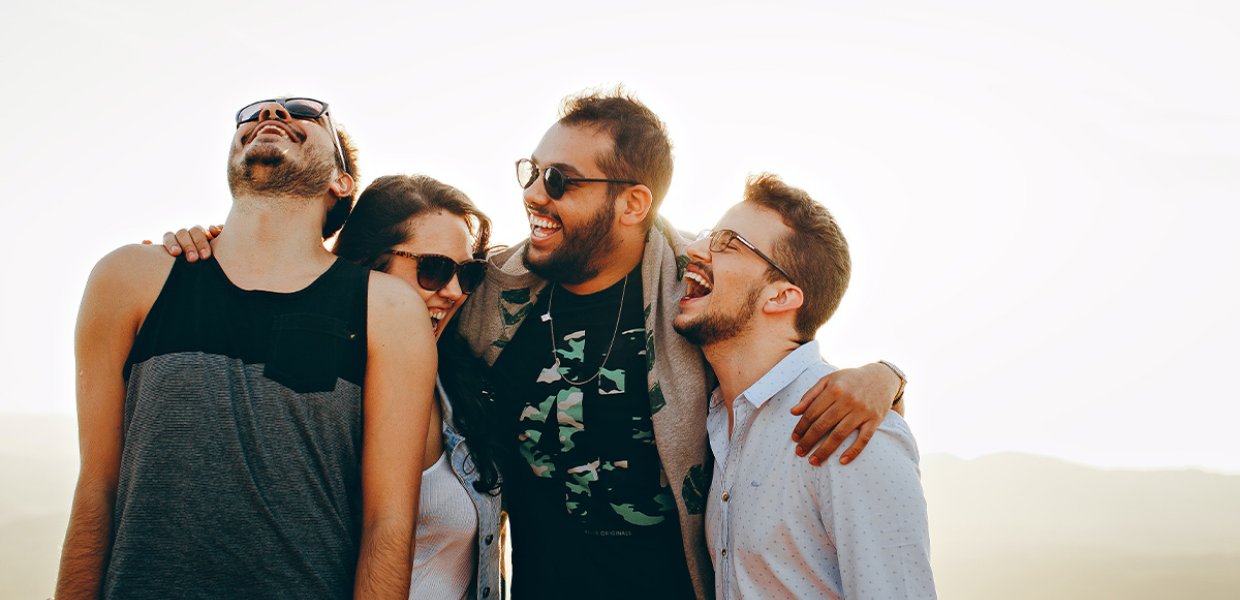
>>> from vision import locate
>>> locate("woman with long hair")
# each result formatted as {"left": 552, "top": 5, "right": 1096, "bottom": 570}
{"left": 331, "top": 174, "right": 504, "bottom": 600}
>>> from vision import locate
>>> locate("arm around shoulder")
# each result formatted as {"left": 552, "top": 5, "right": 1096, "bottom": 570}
{"left": 354, "top": 273, "right": 437, "bottom": 599}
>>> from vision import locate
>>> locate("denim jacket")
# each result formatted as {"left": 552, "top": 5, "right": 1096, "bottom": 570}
{"left": 438, "top": 378, "right": 505, "bottom": 600}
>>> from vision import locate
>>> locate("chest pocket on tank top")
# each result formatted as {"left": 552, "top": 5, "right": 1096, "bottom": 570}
{"left": 264, "top": 312, "right": 354, "bottom": 393}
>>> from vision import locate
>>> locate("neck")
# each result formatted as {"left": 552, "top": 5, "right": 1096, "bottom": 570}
{"left": 210, "top": 192, "right": 335, "bottom": 288}
{"left": 704, "top": 325, "right": 803, "bottom": 408}
{"left": 560, "top": 233, "right": 645, "bottom": 295}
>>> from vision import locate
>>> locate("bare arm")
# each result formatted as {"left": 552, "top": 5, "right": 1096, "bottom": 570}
{"left": 56, "top": 246, "right": 169, "bottom": 599}
{"left": 789, "top": 362, "right": 903, "bottom": 465}
{"left": 354, "top": 274, "right": 436, "bottom": 599}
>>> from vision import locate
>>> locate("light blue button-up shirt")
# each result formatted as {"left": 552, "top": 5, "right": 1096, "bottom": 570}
{"left": 705, "top": 341, "right": 936, "bottom": 599}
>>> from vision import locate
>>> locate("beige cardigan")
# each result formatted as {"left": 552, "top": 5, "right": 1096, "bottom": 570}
{"left": 456, "top": 217, "right": 715, "bottom": 599}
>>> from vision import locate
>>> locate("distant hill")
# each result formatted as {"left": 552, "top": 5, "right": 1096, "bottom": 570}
{"left": 924, "top": 453, "right": 1240, "bottom": 599}
{"left": 0, "top": 413, "right": 76, "bottom": 600}
{"left": 2, "top": 413, "right": 1238, "bottom": 599}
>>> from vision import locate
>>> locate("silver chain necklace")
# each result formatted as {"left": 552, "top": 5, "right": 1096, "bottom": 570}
{"left": 544, "top": 272, "right": 630, "bottom": 387}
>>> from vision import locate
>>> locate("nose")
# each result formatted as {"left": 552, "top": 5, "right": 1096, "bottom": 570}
{"left": 256, "top": 101, "right": 292, "bottom": 122}
{"left": 438, "top": 274, "right": 464, "bottom": 303}
{"left": 686, "top": 235, "right": 712, "bottom": 263}
{"left": 523, "top": 173, "right": 551, "bottom": 209}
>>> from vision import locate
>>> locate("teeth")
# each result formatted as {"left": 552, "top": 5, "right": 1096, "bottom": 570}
{"left": 529, "top": 214, "right": 561, "bottom": 230}
{"left": 257, "top": 125, "right": 289, "bottom": 139}
{"left": 684, "top": 271, "right": 713, "bottom": 292}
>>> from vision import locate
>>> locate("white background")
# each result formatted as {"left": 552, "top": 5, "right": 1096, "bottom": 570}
{"left": 1, "top": 0, "right": 1237, "bottom": 472}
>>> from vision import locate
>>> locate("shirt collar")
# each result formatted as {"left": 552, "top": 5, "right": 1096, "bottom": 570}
{"left": 710, "top": 341, "right": 822, "bottom": 410}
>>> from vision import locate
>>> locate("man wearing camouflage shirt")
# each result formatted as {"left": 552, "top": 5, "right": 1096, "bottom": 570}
{"left": 457, "top": 89, "right": 905, "bottom": 599}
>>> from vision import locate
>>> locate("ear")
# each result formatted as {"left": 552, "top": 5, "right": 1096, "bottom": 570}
{"left": 617, "top": 184, "right": 653, "bottom": 227}
{"left": 763, "top": 283, "right": 804, "bottom": 316}
{"left": 329, "top": 172, "right": 355, "bottom": 199}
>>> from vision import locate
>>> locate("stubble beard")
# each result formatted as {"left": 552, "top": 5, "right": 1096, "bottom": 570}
{"left": 674, "top": 284, "right": 763, "bottom": 347}
{"left": 227, "top": 143, "right": 336, "bottom": 200}
{"left": 522, "top": 197, "right": 619, "bottom": 285}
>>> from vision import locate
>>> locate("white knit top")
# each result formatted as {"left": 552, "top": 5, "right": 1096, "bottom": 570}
{"left": 407, "top": 394, "right": 478, "bottom": 600}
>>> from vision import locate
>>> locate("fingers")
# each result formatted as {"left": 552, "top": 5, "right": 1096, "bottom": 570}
{"left": 809, "top": 414, "right": 865, "bottom": 467}
{"left": 174, "top": 230, "right": 198, "bottom": 261}
{"left": 790, "top": 378, "right": 827, "bottom": 417}
{"left": 207, "top": 224, "right": 224, "bottom": 238}
{"left": 838, "top": 419, "right": 880, "bottom": 466}
{"left": 186, "top": 226, "right": 212, "bottom": 261}
{"left": 795, "top": 402, "right": 844, "bottom": 456}
{"left": 162, "top": 231, "right": 183, "bottom": 257}
{"left": 791, "top": 378, "right": 836, "bottom": 443}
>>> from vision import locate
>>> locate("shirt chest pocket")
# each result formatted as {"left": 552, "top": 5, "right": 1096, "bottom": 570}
{"left": 264, "top": 313, "right": 354, "bottom": 393}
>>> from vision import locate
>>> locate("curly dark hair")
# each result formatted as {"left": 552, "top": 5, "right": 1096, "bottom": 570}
{"left": 322, "top": 126, "right": 360, "bottom": 239}
{"left": 558, "top": 86, "right": 674, "bottom": 231}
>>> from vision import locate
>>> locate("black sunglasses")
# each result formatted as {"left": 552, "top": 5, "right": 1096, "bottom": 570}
{"left": 696, "top": 229, "right": 798, "bottom": 286}
{"left": 236, "top": 97, "right": 331, "bottom": 124}
{"left": 384, "top": 250, "right": 487, "bottom": 294}
{"left": 235, "top": 97, "right": 347, "bottom": 171}
{"left": 515, "top": 158, "right": 639, "bottom": 200}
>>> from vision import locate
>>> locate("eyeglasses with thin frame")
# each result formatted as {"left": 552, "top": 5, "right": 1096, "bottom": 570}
{"left": 695, "top": 229, "right": 797, "bottom": 286}
{"left": 515, "top": 158, "right": 639, "bottom": 200}
{"left": 384, "top": 250, "right": 487, "bottom": 294}
{"left": 235, "top": 97, "right": 348, "bottom": 174}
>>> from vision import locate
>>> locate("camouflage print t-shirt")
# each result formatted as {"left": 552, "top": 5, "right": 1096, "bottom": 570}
{"left": 492, "top": 266, "right": 695, "bottom": 599}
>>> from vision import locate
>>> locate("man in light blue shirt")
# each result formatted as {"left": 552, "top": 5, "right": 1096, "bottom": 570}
{"left": 674, "top": 173, "right": 936, "bottom": 599}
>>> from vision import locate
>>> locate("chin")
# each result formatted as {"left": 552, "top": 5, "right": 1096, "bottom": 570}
{"left": 242, "top": 143, "right": 286, "bottom": 167}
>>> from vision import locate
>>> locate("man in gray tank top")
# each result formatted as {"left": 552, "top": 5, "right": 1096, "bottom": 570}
{"left": 55, "top": 98, "right": 438, "bottom": 599}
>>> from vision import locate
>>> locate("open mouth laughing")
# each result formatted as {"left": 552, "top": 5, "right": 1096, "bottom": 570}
{"left": 529, "top": 212, "right": 563, "bottom": 242}
{"left": 429, "top": 307, "right": 450, "bottom": 334}
{"left": 682, "top": 265, "right": 713, "bottom": 301}
{"left": 247, "top": 121, "right": 303, "bottom": 144}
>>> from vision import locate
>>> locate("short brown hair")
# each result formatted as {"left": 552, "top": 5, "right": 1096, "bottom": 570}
{"left": 322, "top": 126, "right": 360, "bottom": 239}
{"left": 558, "top": 87, "right": 674, "bottom": 230}
{"left": 744, "top": 173, "right": 851, "bottom": 340}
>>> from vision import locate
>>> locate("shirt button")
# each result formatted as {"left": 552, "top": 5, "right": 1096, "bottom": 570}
{"left": 721, "top": 491, "right": 730, "bottom": 502}
{"left": 721, "top": 548, "right": 727, "bottom": 557}
{"left": 483, "top": 587, "right": 491, "bottom": 597}
{"left": 485, "top": 534, "right": 494, "bottom": 545}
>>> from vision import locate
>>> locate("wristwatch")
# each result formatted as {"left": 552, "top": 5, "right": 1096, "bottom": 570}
{"left": 877, "top": 360, "right": 907, "bottom": 408}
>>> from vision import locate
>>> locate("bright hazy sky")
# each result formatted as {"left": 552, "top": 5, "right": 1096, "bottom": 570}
{"left": 2, "top": 1, "right": 1237, "bottom": 472}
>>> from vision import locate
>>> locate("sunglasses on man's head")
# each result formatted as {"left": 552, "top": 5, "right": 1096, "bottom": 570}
{"left": 384, "top": 250, "right": 487, "bottom": 294}
{"left": 235, "top": 97, "right": 348, "bottom": 172}
{"left": 515, "top": 158, "right": 639, "bottom": 200}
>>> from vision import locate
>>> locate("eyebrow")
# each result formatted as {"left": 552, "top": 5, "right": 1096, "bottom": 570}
{"left": 529, "top": 155, "right": 586, "bottom": 178}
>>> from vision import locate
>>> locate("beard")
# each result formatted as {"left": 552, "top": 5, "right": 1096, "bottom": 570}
{"left": 674, "top": 283, "right": 763, "bottom": 346}
{"left": 227, "top": 142, "right": 336, "bottom": 199}
{"left": 522, "top": 197, "right": 619, "bottom": 285}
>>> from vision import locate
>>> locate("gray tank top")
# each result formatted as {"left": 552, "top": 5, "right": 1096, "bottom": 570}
{"left": 105, "top": 256, "right": 369, "bottom": 599}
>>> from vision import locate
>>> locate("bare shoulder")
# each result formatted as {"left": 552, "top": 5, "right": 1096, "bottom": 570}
{"left": 87, "top": 244, "right": 176, "bottom": 303}
{"left": 365, "top": 270, "right": 432, "bottom": 340}
{"left": 78, "top": 244, "right": 176, "bottom": 341}
{"left": 366, "top": 270, "right": 427, "bottom": 315}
